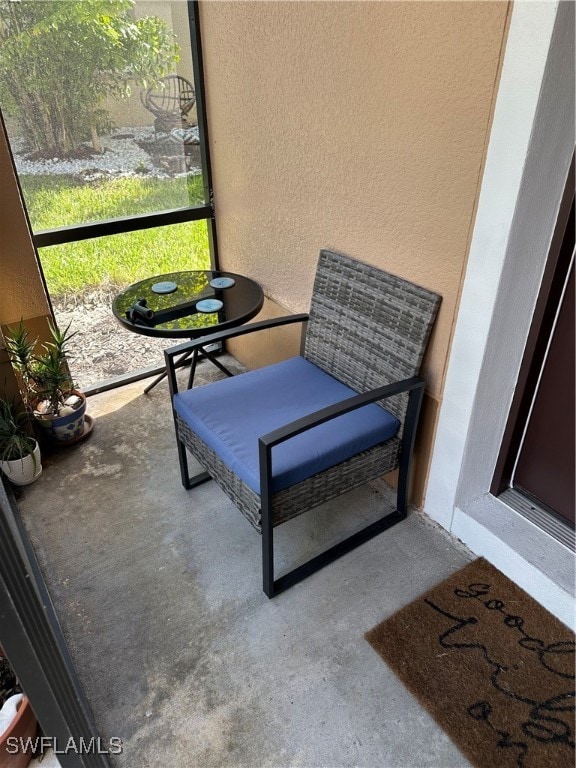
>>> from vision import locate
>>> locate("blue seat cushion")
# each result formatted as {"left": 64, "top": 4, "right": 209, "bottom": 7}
{"left": 173, "top": 356, "right": 400, "bottom": 494}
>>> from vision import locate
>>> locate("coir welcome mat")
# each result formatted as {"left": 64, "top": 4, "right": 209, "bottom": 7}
{"left": 365, "top": 558, "right": 574, "bottom": 768}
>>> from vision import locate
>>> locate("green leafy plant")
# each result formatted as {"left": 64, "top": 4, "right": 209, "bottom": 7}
{"left": 5, "top": 320, "right": 77, "bottom": 417}
{"left": 0, "top": 397, "right": 36, "bottom": 463}
{"left": 3, "top": 322, "right": 36, "bottom": 404}
{"left": 0, "top": 652, "right": 22, "bottom": 710}
{"left": 0, "top": 0, "right": 179, "bottom": 156}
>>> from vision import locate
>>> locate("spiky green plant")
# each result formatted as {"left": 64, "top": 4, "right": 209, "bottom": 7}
{"left": 0, "top": 398, "right": 36, "bottom": 463}
{"left": 31, "top": 322, "right": 76, "bottom": 415}
{"left": 4, "top": 320, "right": 36, "bottom": 407}
{"left": 5, "top": 320, "right": 77, "bottom": 416}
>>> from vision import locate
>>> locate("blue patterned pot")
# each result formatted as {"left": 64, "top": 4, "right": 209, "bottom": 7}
{"left": 34, "top": 391, "right": 87, "bottom": 444}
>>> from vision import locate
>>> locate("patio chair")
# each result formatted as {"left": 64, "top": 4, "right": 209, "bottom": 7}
{"left": 140, "top": 75, "right": 196, "bottom": 136}
{"left": 165, "top": 250, "right": 441, "bottom": 597}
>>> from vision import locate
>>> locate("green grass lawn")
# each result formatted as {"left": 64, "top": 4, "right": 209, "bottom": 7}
{"left": 21, "top": 174, "right": 211, "bottom": 298}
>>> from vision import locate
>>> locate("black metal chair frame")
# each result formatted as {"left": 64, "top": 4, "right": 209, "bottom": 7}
{"left": 165, "top": 251, "right": 441, "bottom": 597}
{"left": 165, "top": 317, "right": 426, "bottom": 598}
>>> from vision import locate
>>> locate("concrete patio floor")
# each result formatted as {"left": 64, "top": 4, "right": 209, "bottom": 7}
{"left": 17, "top": 356, "right": 473, "bottom": 767}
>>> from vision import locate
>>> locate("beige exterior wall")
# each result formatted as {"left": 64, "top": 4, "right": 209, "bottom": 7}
{"left": 0, "top": 123, "right": 51, "bottom": 326}
{"left": 200, "top": 0, "right": 510, "bottom": 504}
{"left": 0, "top": 119, "right": 53, "bottom": 399}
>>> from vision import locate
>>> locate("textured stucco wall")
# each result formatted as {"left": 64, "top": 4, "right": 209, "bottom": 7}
{"left": 199, "top": 0, "right": 510, "bottom": 504}
{"left": 0, "top": 117, "right": 53, "bottom": 399}
{"left": 200, "top": 0, "right": 509, "bottom": 396}
{"left": 0, "top": 119, "right": 51, "bottom": 327}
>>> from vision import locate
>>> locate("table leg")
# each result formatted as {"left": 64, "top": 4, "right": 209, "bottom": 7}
{"left": 144, "top": 349, "right": 194, "bottom": 394}
{"left": 143, "top": 369, "right": 168, "bottom": 394}
{"left": 198, "top": 345, "right": 235, "bottom": 378}
{"left": 144, "top": 343, "right": 235, "bottom": 394}
{"left": 187, "top": 348, "right": 199, "bottom": 389}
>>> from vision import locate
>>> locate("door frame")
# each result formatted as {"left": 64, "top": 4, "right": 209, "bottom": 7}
{"left": 491, "top": 156, "right": 574, "bottom": 500}
{"left": 0, "top": 481, "right": 111, "bottom": 767}
{"left": 424, "top": 0, "right": 575, "bottom": 628}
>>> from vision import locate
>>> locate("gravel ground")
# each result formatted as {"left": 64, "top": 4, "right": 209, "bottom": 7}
{"left": 12, "top": 125, "right": 200, "bottom": 178}
{"left": 53, "top": 289, "right": 172, "bottom": 388}
{"left": 12, "top": 126, "right": 202, "bottom": 388}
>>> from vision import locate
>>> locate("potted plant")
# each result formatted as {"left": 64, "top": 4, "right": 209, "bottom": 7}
{"left": 0, "top": 398, "right": 41, "bottom": 486}
{"left": 5, "top": 320, "right": 90, "bottom": 445}
{"left": 0, "top": 649, "right": 38, "bottom": 768}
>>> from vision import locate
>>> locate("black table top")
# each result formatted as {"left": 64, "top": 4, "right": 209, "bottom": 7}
{"left": 112, "top": 270, "right": 264, "bottom": 339}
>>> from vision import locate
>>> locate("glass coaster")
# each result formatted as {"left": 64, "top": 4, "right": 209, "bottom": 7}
{"left": 210, "top": 277, "right": 235, "bottom": 289}
{"left": 196, "top": 299, "right": 223, "bottom": 313}
{"left": 151, "top": 281, "right": 178, "bottom": 294}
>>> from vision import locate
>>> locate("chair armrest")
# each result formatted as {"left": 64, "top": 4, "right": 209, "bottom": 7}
{"left": 259, "top": 376, "right": 425, "bottom": 450}
{"left": 258, "top": 376, "right": 426, "bottom": 502}
{"left": 164, "top": 313, "right": 309, "bottom": 362}
{"left": 164, "top": 313, "right": 308, "bottom": 396}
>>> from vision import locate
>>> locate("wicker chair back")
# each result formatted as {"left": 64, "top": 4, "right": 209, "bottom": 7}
{"left": 304, "top": 250, "right": 441, "bottom": 426}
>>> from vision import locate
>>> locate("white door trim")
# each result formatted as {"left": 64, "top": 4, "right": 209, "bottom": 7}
{"left": 424, "top": 0, "right": 575, "bottom": 628}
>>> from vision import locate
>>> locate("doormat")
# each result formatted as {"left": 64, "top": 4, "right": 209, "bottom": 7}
{"left": 365, "top": 558, "right": 575, "bottom": 768}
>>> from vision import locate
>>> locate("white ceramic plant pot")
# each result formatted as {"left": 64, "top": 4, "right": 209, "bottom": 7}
{"left": 0, "top": 441, "right": 42, "bottom": 486}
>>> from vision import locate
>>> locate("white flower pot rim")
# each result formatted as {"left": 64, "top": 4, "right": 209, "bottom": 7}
{"left": 0, "top": 440, "right": 42, "bottom": 486}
